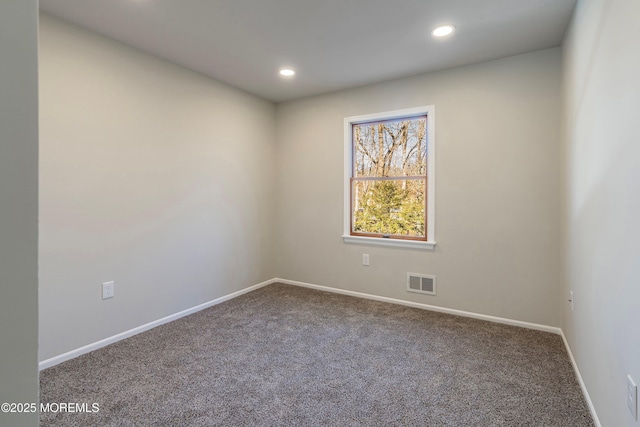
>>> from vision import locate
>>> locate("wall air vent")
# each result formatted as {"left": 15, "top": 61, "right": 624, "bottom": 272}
{"left": 407, "top": 273, "right": 436, "bottom": 296}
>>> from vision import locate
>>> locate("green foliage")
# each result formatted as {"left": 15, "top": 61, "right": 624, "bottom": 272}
{"left": 354, "top": 180, "right": 425, "bottom": 237}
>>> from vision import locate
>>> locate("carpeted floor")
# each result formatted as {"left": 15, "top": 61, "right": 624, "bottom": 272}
{"left": 40, "top": 283, "right": 594, "bottom": 426}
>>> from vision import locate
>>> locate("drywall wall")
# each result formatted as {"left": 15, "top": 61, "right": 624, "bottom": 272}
{"left": 0, "top": 2, "right": 39, "bottom": 426}
{"left": 275, "top": 48, "right": 563, "bottom": 327}
{"left": 563, "top": 0, "right": 640, "bottom": 425}
{"left": 39, "top": 14, "right": 277, "bottom": 361}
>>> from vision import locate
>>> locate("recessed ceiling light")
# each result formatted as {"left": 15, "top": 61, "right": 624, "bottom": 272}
{"left": 279, "top": 68, "right": 295, "bottom": 77}
{"left": 431, "top": 25, "right": 455, "bottom": 38}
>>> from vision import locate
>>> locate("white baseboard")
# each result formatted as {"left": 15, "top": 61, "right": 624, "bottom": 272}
{"left": 275, "top": 278, "right": 561, "bottom": 334}
{"left": 558, "top": 330, "right": 602, "bottom": 427}
{"left": 38, "top": 278, "right": 277, "bottom": 370}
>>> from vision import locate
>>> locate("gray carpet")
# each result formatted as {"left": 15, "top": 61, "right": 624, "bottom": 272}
{"left": 40, "top": 283, "right": 593, "bottom": 426}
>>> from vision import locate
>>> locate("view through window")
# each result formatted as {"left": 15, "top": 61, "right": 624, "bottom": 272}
{"left": 351, "top": 114, "right": 428, "bottom": 240}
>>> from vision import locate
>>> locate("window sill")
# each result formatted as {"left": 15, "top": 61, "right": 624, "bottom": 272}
{"left": 342, "top": 235, "right": 436, "bottom": 250}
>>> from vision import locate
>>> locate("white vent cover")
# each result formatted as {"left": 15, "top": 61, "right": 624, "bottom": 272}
{"left": 407, "top": 273, "right": 436, "bottom": 295}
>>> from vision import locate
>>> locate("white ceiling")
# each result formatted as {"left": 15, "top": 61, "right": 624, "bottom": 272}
{"left": 39, "top": 0, "right": 577, "bottom": 103}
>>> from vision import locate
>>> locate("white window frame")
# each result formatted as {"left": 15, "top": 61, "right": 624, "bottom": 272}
{"left": 342, "top": 106, "right": 436, "bottom": 250}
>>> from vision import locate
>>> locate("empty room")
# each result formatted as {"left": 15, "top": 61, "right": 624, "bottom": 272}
{"left": 1, "top": 0, "right": 639, "bottom": 426}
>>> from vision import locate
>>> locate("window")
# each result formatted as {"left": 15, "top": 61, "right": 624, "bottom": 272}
{"left": 343, "top": 106, "right": 435, "bottom": 249}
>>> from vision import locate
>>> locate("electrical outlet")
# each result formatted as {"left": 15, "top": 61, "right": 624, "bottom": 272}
{"left": 102, "top": 281, "right": 115, "bottom": 300}
{"left": 628, "top": 375, "right": 638, "bottom": 420}
{"left": 569, "top": 290, "right": 574, "bottom": 312}
{"left": 362, "top": 254, "right": 370, "bottom": 266}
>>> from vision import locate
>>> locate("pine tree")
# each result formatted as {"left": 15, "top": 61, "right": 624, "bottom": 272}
{"left": 354, "top": 181, "right": 424, "bottom": 236}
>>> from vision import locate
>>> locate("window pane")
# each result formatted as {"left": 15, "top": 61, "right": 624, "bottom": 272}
{"left": 353, "top": 116, "right": 427, "bottom": 178}
{"left": 352, "top": 178, "right": 426, "bottom": 238}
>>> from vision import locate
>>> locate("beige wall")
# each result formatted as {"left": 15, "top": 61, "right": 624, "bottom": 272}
{"left": 563, "top": 0, "right": 640, "bottom": 425}
{"left": 39, "top": 15, "right": 277, "bottom": 361}
{"left": 0, "top": 2, "right": 39, "bottom": 426}
{"left": 275, "top": 48, "right": 563, "bottom": 327}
